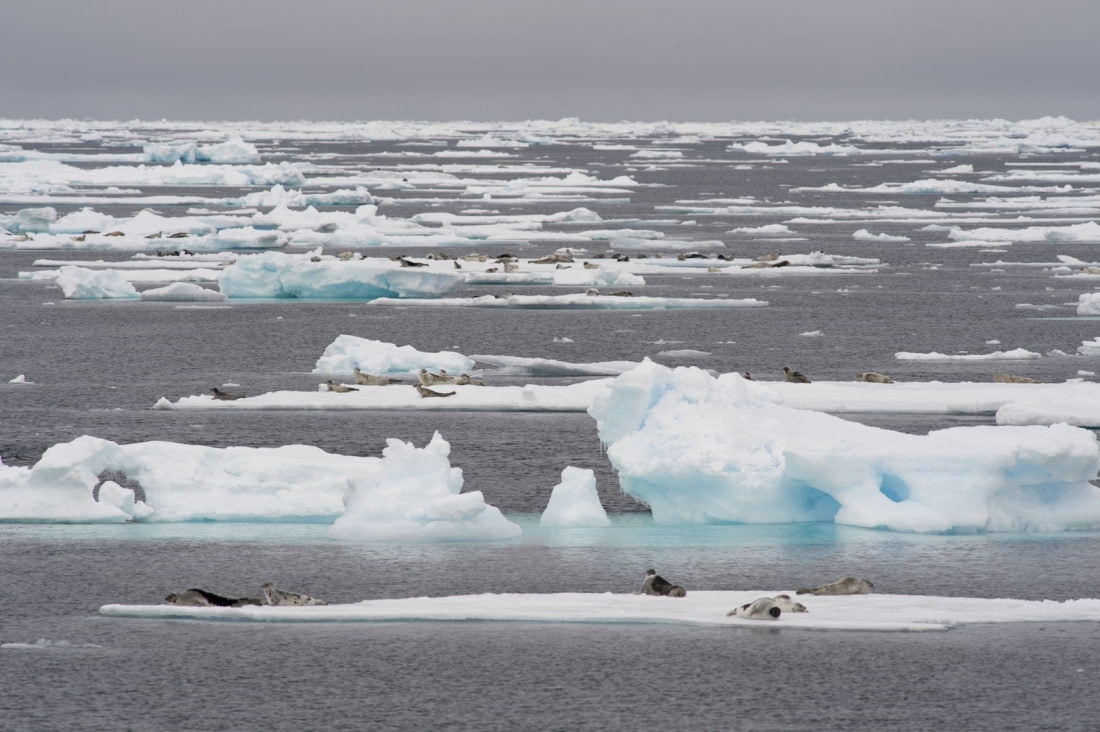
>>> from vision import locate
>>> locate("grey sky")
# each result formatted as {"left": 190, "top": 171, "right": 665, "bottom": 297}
{"left": 4, "top": 0, "right": 1098, "bottom": 122}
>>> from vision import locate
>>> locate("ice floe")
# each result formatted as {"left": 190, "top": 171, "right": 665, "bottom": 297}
{"left": 588, "top": 361, "right": 1100, "bottom": 532}
{"left": 539, "top": 467, "right": 611, "bottom": 528}
{"left": 98, "top": 591, "right": 1100, "bottom": 632}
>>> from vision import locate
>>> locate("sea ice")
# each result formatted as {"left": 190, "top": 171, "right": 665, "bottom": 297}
{"left": 140, "top": 282, "right": 228, "bottom": 302}
{"left": 54, "top": 266, "right": 138, "bottom": 299}
{"left": 894, "top": 349, "right": 1041, "bottom": 361}
{"left": 1077, "top": 294, "right": 1100, "bottom": 316}
{"left": 312, "top": 335, "right": 475, "bottom": 375}
{"left": 587, "top": 361, "right": 1100, "bottom": 533}
{"left": 539, "top": 467, "right": 611, "bottom": 528}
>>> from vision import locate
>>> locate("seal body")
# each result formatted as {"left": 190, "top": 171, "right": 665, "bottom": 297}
{"left": 415, "top": 384, "right": 456, "bottom": 398}
{"left": 353, "top": 368, "right": 397, "bottom": 386}
{"left": 165, "top": 589, "right": 262, "bottom": 607}
{"left": 772, "top": 594, "right": 808, "bottom": 613}
{"left": 326, "top": 380, "right": 358, "bottom": 393}
{"left": 796, "top": 577, "right": 873, "bottom": 596}
{"left": 783, "top": 366, "right": 811, "bottom": 383}
{"left": 418, "top": 368, "right": 456, "bottom": 386}
{"left": 639, "top": 569, "right": 686, "bottom": 597}
{"left": 993, "top": 373, "right": 1041, "bottom": 384}
{"left": 727, "top": 597, "right": 782, "bottom": 620}
{"left": 211, "top": 388, "right": 245, "bottom": 400}
{"left": 260, "top": 583, "right": 327, "bottom": 606}
{"left": 857, "top": 372, "right": 894, "bottom": 384}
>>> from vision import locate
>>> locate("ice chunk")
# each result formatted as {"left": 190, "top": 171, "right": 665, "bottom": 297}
{"left": 539, "top": 467, "right": 611, "bottom": 528}
{"left": 312, "top": 335, "right": 474, "bottom": 375}
{"left": 55, "top": 266, "right": 139, "bottom": 299}
{"left": 330, "top": 432, "right": 520, "bottom": 542}
{"left": 140, "top": 283, "right": 228, "bottom": 302}
{"left": 588, "top": 361, "right": 1100, "bottom": 533}
{"left": 1077, "top": 293, "right": 1100, "bottom": 316}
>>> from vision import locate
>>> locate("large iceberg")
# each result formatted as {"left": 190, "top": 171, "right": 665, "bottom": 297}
{"left": 588, "top": 361, "right": 1100, "bottom": 533}
{"left": 217, "top": 251, "right": 464, "bottom": 299}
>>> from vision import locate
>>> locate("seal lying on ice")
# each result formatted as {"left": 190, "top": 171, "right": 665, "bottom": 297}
{"left": 353, "top": 368, "right": 398, "bottom": 386}
{"left": 772, "top": 594, "right": 808, "bottom": 613}
{"left": 639, "top": 568, "right": 686, "bottom": 597}
{"left": 415, "top": 384, "right": 456, "bottom": 398}
{"left": 260, "top": 583, "right": 327, "bottom": 606}
{"left": 164, "top": 589, "right": 262, "bottom": 607}
{"left": 796, "top": 577, "right": 873, "bottom": 595}
{"left": 726, "top": 597, "right": 782, "bottom": 620}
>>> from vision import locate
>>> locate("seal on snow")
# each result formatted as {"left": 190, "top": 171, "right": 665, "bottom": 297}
{"left": 639, "top": 568, "right": 686, "bottom": 597}
{"left": 726, "top": 597, "right": 781, "bottom": 620}
{"left": 165, "top": 589, "right": 262, "bottom": 607}
{"left": 260, "top": 583, "right": 327, "bottom": 606}
{"left": 796, "top": 577, "right": 873, "bottom": 596}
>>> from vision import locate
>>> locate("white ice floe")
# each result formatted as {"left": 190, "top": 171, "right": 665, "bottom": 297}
{"left": 143, "top": 136, "right": 261, "bottom": 164}
{"left": 368, "top": 294, "right": 767, "bottom": 310}
{"left": 1078, "top": 336, "right": 1100, "bottom": 354}
{"left": 468, "top": 354, "right": 639, "bottom": 376}
{"left": 312, "top": 335, "right": 475, "bottom": 376}
{"left": 895, "top": 349, "right": 1041, "bottom": 361}
{"left": 1076, "top": 293, "right": 1100, "bottom": 316}
{"left": 0, "top": 433, "right": 514, "bottom": 537}
{"left": 729, "top": 140, "right": 862, "bottom": 156}
{"left": 539, "top": 467, "right": 611, "bottom": 528}
{"left": 588, "top": 361, "right": 1100, "bottom": 532}
{"left": 330, "top": 432, "right": 520, "bottom": 542}
{"left": 949, "top": 221, "right": 1100, "bottom": 243}
{"left": 98, "top": 591, "right": 1100, "bottom": 632}
{"left": 54, "top": 266, "right": 138, "bottom": 299}
{"left": 852, "top": 229, "right": 910, "bottom": 242}
{"left": 8, "top": 374, "right": 31, "bottom": 384}
{"left": 154, "top": 380, "right": 610, "bottom": 412}
{"left": 139, "top": 282, "right": 228, "bottom": 302}
{"left": 217, "top": 250, "right": 464, "bottom": 299}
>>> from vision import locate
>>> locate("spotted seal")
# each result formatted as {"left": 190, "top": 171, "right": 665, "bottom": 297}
{"left": 993, "top": 373, "right": 1041, "bottom": 384}
{"left": 210, "top": 387, "right": 245, "bottom": 400}
{"left": 353, "top": 368, "right": 398, "bottom": 386}
{"left": 165, "top": 589, "right": 262, "bottom": 607}
{"left": 857, "top": 372, "right": 894, "bottom": 384}
{"left": 772, "top": 594, "right": 808, "bottom": 613}
{"left": 418, "top": 368, "right": 457, "bottom": 386}
{"left": 783, "top": 366, "right": 811, "bottom": 383}
{"left": 726, "top": 597, "right": 781, "bottom": 620}
{"left": 415, "top": 384, "right": 456, "bottom": 398}
{"left": 796, "top": 577, "right": 873, "bottom": 596}
{"left": 326, "top": 380, "right": 358, "bottom": 393}
{"left": 260, "top": 583, "right": 327, "bottom": 606}
{"left": 639, "top": 568, "right": 686, "bottom": 597}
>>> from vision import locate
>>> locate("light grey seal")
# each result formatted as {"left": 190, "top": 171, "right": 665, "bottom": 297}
{"left": 418, "top": 368, "right": 457, "bottom": 386}
{"left": 165, "top": 589, "right": 262, "bottom": 607}
{"left": 993, "top": 373, "right": 1041, "bottom": 384}
{"left": 210, "top": 387, "right": 245, "bottom": 401}
{"left": 326, "top": 380, "right": 358, "bottom": 393}
{"left": 783, "top": 366, "right": 811, "bottom": 383}
{"left": 415, "top": 384, "right": 456, "bottom": 398}
{"left": 726, "top": 597, "right": 781, "bottom": 620}
{"left": 772, "top": 594, "right": 808, "bottom": 613}
{"left": 353, "top": 368, "right": 398, "bottom": 386}
{"left": 639, "top": 568, "right": 686, "bottom": 597}
{"left": 455, "top": 373, "right": 485, "bottom": 386}
{"left": 796, "top": 577, "right": 873, "bottom": 596}
{"left": 260, "top": 582, "right": 327, "bottom": 606}
{"left": 857, "top": 371, "right": 894, "bottom": 384}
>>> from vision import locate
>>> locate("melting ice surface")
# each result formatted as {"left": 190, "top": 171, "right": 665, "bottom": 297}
{"left": 588, "top": 361, "right": 1100, "bottom": 533}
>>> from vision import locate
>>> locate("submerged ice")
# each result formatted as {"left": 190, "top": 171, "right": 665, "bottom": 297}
{"left": 588, "top": 362, "right": 1100, "bottom": 533}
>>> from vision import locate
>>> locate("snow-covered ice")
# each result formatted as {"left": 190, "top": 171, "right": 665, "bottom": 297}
{"left": 312, "top": 336, "right": 475, "bottom": 376}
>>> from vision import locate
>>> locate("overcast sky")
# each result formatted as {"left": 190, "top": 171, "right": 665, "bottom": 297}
{"left": 4, "top": 0, "right": 1098, "bottom": 123}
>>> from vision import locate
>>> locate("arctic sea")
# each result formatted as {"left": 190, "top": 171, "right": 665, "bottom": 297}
{"left": 2, "top": 118, "right": 1100, "bottom": 730}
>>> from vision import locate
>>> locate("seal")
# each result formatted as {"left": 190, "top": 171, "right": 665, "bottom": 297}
{"left": 639, "top": 568, "right": 686, "bottom": 597}
{"left": 418, "top": 368, "right": 457, "bottom": 386}
{"left": 857, "top": 371, "right": 894, "bottom": 384}
{"left": 353, "top": 368, "right": 398, "bottom": 386}
{"left": 993, "top": 373, "right": 1041, "bottom": 384}
{"left": 415, "top": 384, "right": 456, "bottom": 398}
{"left": 260, "top": 582, "right": 327, "bottom": 606}
{"left": 783, "top": 366, "right": 811, "bottom": 383}
{"left": 455, "top": 373, "right": 485, "bottom": 386}
{"left": 211, "top": 387, "right": 245, "bottom": 400}
{"left": 772, "top": 594, "right": 808, "bottom": 613}
{"left": 326, "top": 380, "right": 358, "bottom": 393}
{"left": 796, "top": 577, "right": 873, "bottom": 596}
{"left": 726, "top": 597, "right": 781, "bottom": 620}
{"left": 165, "top": 589, "right": 262, "bottom": 607}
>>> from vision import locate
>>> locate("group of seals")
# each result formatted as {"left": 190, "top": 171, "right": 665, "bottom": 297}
{"left": 638, "top": 568, "right": 686, "bottom": 597}
{"left": 165, "top": 584, "right": 326, "bottom": 607}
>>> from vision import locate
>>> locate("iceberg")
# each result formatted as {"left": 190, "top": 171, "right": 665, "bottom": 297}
{"left": 588, "top": 361, "right": 1100, "bottom": 533}
{"left": 140, "top": 282, "right": 228, "bottom": 302}
{"left": 143, "top": 136, "right": 261, "bottom": 164}
{"left": 539, "top": 467, "right": 611, "bottom": 528}
{"left": 217, "top": 250, "right": 464, "bottom": 299}
{"left": 1077, "top": 293, "right": 1100, "bottom": 316}
{"left": 330, "top": 432, "right": 521, "bottom": 542}
{"left": 55, "top": 266, "right": 139, "bottom": 299}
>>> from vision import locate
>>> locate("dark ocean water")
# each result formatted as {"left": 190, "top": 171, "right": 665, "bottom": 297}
{"left": 3, "top": 129, "right": 1100, "bottom": 730}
